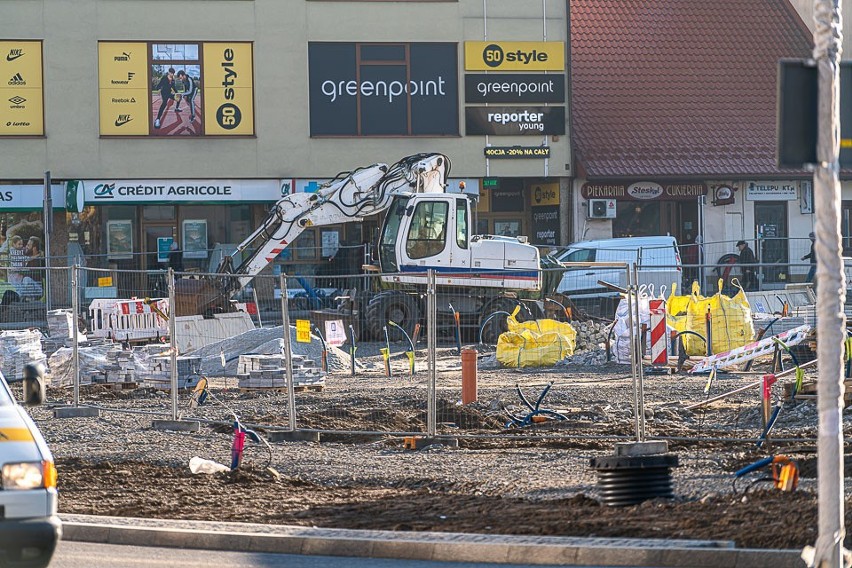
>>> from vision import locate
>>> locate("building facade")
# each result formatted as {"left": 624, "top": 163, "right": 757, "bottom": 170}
{"left": 0, "top": 0, "right": 572, "bottom": 291}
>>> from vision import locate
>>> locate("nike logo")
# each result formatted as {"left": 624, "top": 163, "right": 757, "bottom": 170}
{"left": 6, "top": 51, "right": 24, "bottom": 62}
{"left": 114, "top": 115, "right": 133, "bottom": 127}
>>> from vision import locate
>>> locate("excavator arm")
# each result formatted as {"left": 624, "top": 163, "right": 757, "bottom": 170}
{"left": 218, "top": 153, "right": 450, "bottom": 293}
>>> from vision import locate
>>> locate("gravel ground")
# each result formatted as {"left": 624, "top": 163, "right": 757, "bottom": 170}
{"left": 20, "top": 344, "right": 852, "bottom": 550}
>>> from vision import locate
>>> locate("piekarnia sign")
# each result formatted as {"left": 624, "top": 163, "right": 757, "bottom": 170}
{"left": 80, "top": 179, "right": 282, "bottom": 204}
{"left": 466, "top": 106, "right": 565, "bottom": 135}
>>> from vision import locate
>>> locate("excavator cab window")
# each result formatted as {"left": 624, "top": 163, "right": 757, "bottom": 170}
{"left": 406, "top": 201, "right": 448, "bottom": 260}
{"left": 379, "top": 196, "right": 410, "bottom": 272}
{"left": 456, "top": 198, "right": 468, "bottom": 249}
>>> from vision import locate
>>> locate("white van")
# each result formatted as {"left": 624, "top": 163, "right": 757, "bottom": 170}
{"left": 555, "top": 236, "right": 682, "bottom": 315}
{"left": 0, "top": 366, "right": 61, "bottom": 568}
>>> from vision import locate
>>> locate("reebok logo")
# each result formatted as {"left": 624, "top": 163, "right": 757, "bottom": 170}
{"left": 6, "top": 49, "right": 24, "bottom": 62}
{"left": 114, "top": 114, "right": 133, "bottom": 127}
{"left": 8, "top": 73, "right": 25, "bottom": 86}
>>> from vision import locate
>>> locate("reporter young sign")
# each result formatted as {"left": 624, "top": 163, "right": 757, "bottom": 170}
{"left": 465, "top": 106, "right": 565, "bottom": 136}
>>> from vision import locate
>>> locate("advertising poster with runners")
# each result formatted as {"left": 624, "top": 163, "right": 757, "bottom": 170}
{"left": 98, "top": 41, "right": 253, "bottom": 137}
{"left": 0, "top": 40, "right": 44, "bottom": 136}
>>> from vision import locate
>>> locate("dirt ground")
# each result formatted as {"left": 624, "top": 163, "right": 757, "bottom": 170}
{"left": 56, "top": 454, "right": 840, "bottom": 550}
{"left": 35, "top": 347, "right": 852, "bottom": 552}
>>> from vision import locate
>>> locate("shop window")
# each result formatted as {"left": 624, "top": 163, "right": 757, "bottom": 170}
{"left": 294, "top": 230, "right": 317, "bottom": 260}
{"left": 406, "top": 201, "right": 448, "bottom": 259}
{"left": 142, "top": 206, "right": 175, "bottom": 221}
{"left": 494, "top": 220, "right": 521, "bottom": 237}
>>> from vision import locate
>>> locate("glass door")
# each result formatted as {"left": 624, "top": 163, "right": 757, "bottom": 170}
{"left": 754, "top": 201, "right": 789, "bottom": 285}
{"left": 143, "top": 225, "right": 175, "bottom": 296}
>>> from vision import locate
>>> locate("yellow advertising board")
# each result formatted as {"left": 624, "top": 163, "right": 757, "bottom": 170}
{"left": 530, "top": 182, "right": 560, "bottom": 206}
{"left": 0, "top": 40, "right": 44, "bottom": 136}
{"left": 98, "top": 42, "right": 149, "bottom": 135}
{"left": 98, "top": 41, "right": 254, "bottom": 136}
{"left": 464, "top": 42, "right": 565, "bottom": 72}
{"left": 202, "top": 42, "right": 254, "bottom": 135}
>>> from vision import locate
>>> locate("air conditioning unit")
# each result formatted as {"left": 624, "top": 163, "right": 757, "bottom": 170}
{"left": 588, "top": 199, "right": 616, "bottom": 219}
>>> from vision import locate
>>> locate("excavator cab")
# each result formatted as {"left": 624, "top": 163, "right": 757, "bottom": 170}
{"left": 379, "top": 194, "right": 471, "bottom": 276}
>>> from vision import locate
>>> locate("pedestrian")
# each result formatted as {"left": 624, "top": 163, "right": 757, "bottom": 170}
{"left": 801, "top": 232, "right": 817, "bottom": 283}
{"left": 736, "top": 240, "right": 757, "bottom": 291}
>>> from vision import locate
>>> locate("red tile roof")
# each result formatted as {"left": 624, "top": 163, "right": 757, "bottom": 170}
{"left": 570, "top": 0, "right": 813, "bottom": 178}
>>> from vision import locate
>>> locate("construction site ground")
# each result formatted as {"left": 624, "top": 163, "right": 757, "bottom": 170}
{"left": 26, "top": 344, "right": 852, "bottom": 552}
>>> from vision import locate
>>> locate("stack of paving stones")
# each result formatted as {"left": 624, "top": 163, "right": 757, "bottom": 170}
{"left": 43, "top": 309, "right": 75, "bottom": 353}
{"left": 236, "top": 353, "right": 326, "bottom": 391}
{"left": 94, "top": 348, "right": 137, "bottom": 386}
{"left": 141, "top": 355, "right": 202, "bottom": 390}
{"left": 0, "top": 329, "right": 47, "bottom": 380}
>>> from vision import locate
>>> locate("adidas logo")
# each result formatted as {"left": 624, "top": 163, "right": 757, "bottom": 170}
{"left": 8, "top": 73, "right": 25, "bottom": 86}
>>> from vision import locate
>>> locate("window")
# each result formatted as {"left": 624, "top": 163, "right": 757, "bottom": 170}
{"left": 406, "top": 201, "right": 448, "bottom": 259}
{"left": 456, "top": 199, "right": 468, "bottom": 249}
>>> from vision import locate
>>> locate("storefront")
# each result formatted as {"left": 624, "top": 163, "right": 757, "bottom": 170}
{"left": 0, "top": 183, "right": 66, "bottom": 265}
{"left": 477, "top": 178, "right": 566, "bottom": 250}
{"left": 578, "top": 180, "right": 705, "bottom": 245}
{"left": 67, "top": 179, "right": 283, "bottom": 274}
{"left": 702, "top": 179, "right": 813, "bottom": 285}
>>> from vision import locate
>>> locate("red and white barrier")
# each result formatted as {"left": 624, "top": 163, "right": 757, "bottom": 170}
{"left": 649, "top": 299, "right": 667, "bottom": 366}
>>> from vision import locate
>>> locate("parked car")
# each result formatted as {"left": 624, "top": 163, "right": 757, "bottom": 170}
{"left": 0, "top": 365, "right": 61, "bottom": 568}
{"left": 555, "top": 236, "right": 682, "bottom": 316}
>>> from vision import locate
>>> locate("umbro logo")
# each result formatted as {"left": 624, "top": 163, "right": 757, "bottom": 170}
{"left": 6, "top": 49, "right": 24, "bottom": 62}
{"left": 8, "top": 96, "right": 26, "bottom": 106}
{"left": 8, "top": 73, "right": 25, "bottom": 86}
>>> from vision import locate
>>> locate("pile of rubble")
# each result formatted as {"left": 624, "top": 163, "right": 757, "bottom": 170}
{"left": 0, "top": 329, "right": 47, "bottom": 381}
{"left": 236, "top": 353, "right": 325, "bottom": 390}
{"left": 557, "top": 348, "right": 609, "bottom": 367}
{"left": 569, "top": 320, "right": 610, "bottom": 351}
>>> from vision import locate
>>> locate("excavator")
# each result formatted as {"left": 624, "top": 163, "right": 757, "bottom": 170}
{"left": 174, "top": 153, "right": 563, "bottom": 340}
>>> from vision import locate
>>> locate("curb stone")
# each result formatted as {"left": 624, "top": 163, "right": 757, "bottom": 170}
{"left": 60, "top": 515, "right": 804, "bottom": 567}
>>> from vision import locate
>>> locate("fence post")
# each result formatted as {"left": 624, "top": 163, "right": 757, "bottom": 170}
{"left": 427, "top": 269, "right": 437, "bottom": 437}
{"left": 280, "top": 273, "right": 296, "bottom": 432}
{"left": 625, "top": 263, "right": 640, "bottom": 442}
{"left": 633, "top": 262, "right": 646, "bottom": 442}
{"left": 72, "top": 264, "right": 80, "bottom": 408}
{"left": 168, "top": 267, "right": 177, "bottom": 420}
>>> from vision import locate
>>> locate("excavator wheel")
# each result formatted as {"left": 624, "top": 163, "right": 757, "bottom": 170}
{"left": 365, "top": 292, "right": 422, "bottom": 341}
{"left": 478, "top": 297, "right": 527, "bottom": 345}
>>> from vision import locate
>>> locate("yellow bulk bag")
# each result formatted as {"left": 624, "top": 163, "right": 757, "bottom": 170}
{"left": 666, "top": 282, "right": 699, "bottom": 334}
{"left": 496, "top": 307, "right": 577, "bottom": 368}
{"left": 683, "top": 279, "right": 755, "bottom": 356}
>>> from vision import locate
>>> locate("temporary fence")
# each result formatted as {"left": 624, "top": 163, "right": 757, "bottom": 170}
{"left": 21, "top": 261, "right": 820, "bottom": 447}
